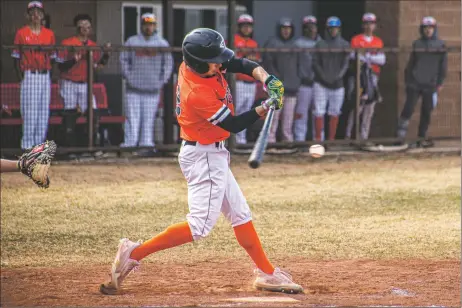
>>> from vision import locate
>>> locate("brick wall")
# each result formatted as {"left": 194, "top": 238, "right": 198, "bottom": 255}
{"left": 397, "top": 0, "right": 461, "bottom": 138}
{"left": 364, "top": 1, "right": 400, "bottom": 138}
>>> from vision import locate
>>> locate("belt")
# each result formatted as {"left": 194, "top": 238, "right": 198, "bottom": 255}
{"left": 29, "top": 70, "right": 49, "bottom": 74}
{"left": 238, "top": 80, "right": 255, "bottom": 84}
{"left": 183, "top": 140, "right": 224, "bottom": 149}
{"left": 66, "top": 80, "right": 86, "bottom": 84}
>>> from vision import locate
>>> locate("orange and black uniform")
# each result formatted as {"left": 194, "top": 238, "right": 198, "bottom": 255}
{"left": 176, "top": 57, "right": 260, "bottom": 144}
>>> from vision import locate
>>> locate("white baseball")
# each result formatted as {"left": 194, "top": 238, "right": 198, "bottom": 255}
{"left": 309, "top": 144, "right": 325, "bottom": 158}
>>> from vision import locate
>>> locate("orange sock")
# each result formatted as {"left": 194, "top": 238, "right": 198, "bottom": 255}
{"left": 130, "top": 222, "right": 193, "bottom": 261}
{"left": 233, "top": 221, "right": 275, "bottom": 275}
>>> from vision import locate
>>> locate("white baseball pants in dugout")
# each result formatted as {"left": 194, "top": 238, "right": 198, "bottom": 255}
{"left": 20, "top": 70, "right": 51, "bottom": 149}
{"left": 178, "top": 141, "right": 252, "bottom": 240}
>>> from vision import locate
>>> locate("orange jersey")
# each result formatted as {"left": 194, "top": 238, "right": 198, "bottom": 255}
{"left": 234, "top": 34, "right": 260, "bottom": 82}
{"left": 58, "top": 36, "right": 101, "bottom": 82}
{"left": 12, "top": 25, "right": 56, "bottom": 71}
{"left": 176, "top": 62, "right": 235, "bottom": 144}
{"left": 351, "top": 34, "right": 384, "bottom": 75}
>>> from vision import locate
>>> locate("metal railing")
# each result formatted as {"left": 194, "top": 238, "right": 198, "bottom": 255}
{"left": 1, "top": 44, "right": 460, "bottom": 156}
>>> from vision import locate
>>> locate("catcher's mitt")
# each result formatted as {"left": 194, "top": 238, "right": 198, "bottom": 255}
{"left": 17, "top": 140, "right": 57, "bottom": 188}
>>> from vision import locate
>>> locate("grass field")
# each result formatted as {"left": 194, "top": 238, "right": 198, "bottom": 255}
{"left": 1, "top": 154, "right": 460, "bottom": 306}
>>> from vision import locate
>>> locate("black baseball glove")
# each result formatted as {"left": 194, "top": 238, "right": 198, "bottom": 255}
{"left": 17, "top": 140, "right": 57, "bottom": 189}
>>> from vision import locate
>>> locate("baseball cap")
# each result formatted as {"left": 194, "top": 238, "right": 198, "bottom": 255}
{"left": 141, "top": 13, "right": 156, "bottom": 23}
{"left": 280, "top": 18, "right": 293, "bottom": 27}
{"left": 421, "top": 16, "right": 436, "bottom": 26}
{"left": 362, "top": 13, "right": 376, "bottom": 23}
{"left": 303, "top": 15, "right": 317, "bottom": 24}
{"left": 237, "top": 14, "right": 254, "bottom": 24}
{"left": 27, "top": 1, "right": 44, "bottom": 10}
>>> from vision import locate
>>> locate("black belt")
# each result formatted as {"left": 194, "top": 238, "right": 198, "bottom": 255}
{"left": 29, "top": 70, "right": 49, "bottom": 74}
{"left": 183, "top": 140, "right": 224, "bottom": 148}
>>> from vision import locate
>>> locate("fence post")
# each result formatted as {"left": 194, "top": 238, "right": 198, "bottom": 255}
{"left": 354, "top": 49, "right": 361, "bottom": 145}
{"left": 163, "top": 0, "right": 174, "bottom": 144}
{"left": 227, "top": 0, "right": 236, "bottom": 152}
{"left": 87, "top": 50, "right": 94, "bottom": 150}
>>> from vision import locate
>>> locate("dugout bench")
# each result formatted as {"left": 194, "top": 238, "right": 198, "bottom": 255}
{"left": 0, "top": 83, "right": 125, "bottom": 148}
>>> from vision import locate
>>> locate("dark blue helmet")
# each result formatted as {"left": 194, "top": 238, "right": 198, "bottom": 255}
{"left": 182, "top": 28, "right": 234, "bottom": 74}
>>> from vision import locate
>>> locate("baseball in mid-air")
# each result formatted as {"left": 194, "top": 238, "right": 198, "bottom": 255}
{"left": 309, "top": 144, "right": 325, "bottom": 158}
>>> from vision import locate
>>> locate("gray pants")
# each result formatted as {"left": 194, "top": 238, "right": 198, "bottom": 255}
{"left": 345, "top": 74, "right": 379, "bottom": 140}
{"left": 345, "top": 103, "right": 376, "bottom": 140}
{"left": 268, "top": 96, "right": 297, "bottom": 143}
{"left": 397, "top": 87, "right": 438, "bottom": 139}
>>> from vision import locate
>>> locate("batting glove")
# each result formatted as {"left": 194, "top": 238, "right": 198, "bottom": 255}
{"left": 264, "top": 75, "right": 284, "bottom": 106}
{"left": 261, "top": 97, "right": 283, "bottom": 111}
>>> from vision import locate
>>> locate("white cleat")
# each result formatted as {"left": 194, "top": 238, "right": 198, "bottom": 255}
{"left": 100, "top": 238, "right": 141, "bottom": 295}
{"left": 253, "top": 267, "right": 304, "bottom": 294}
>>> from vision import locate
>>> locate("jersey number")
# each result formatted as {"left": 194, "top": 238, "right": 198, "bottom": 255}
{"left": 175, "top": 84, "right": 181, "bottom": 116}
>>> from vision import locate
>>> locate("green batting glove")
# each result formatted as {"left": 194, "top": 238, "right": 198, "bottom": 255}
{"left": 261, "top": 97, "right": 283, "bottom": 111}
{"left": 264, "top": 75, "right": 284, "bottom": 104}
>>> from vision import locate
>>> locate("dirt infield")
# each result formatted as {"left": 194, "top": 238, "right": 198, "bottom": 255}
{"left": 1, "top": 259, "right": 459, "bottom": 307}
{"left": 1, "top": 155, "right": 460, "bottom": 307}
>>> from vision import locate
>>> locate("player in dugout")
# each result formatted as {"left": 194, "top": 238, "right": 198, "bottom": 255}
{"left": 56, "top": 13, "right": 110, "bottom": 151}
{"left": 12, "top": 1, "right": 56, "bottom": 151}
{"left": 100, "top": 28, "right": 304, "bottom": 296}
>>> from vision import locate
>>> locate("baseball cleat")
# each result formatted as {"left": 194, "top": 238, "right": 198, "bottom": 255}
{"left": 253, "top": 267, "right": 304, "bottom": 294}
{"left": 100, "top": 238, "right": 141, "bottom": 295}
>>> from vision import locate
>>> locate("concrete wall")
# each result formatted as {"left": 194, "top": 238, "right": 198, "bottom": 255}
{"left": 253, "top": 0, "right": 315, "bottom": 46}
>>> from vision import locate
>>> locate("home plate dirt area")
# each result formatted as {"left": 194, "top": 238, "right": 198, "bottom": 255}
{"left": 0, "top": 259, "right": 459, "bottom": 306}
{"left": 1, "top": 156, "right": 460, "bottom": 306}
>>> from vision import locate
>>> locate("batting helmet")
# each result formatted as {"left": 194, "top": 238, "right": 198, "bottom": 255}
{"left": 182, "top": 28, "right": 234, "bottom": 74}
{"left": 326, "top": 16, "right": 341, "bottom": 28}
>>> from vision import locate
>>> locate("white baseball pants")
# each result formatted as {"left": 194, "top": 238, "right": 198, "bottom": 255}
{"left": 294, "top": 85, "right": 316, "bottom": 141}
{"left": 20, "top": 70, "right": 51, "bottom": 149}
{"left": 178, "top": 141, "right": 252, "bottom": 240}
{"left": 235, "top": 81, "right": 257, "bottom": 144}
{"left": 59, "top": 79, "right": 96, "bottom": 113}
{"left": 313, "top": 83, "right": 345, "bottom": 117}
{"left": 122, "top": 90, "right": 160, "bottom": 148}
{"left": 268, "top": 96, "right": 297, "bottom": 143}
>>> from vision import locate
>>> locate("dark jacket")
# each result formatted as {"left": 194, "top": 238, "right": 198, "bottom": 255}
{"left": 263, "top": 18, "right": 300, "bottom": 95}
{"left": 405, "top": 25, "right": 448, "bottom": 90}
{"left": 312, "top": 29, "right": 350, "bottom": 89}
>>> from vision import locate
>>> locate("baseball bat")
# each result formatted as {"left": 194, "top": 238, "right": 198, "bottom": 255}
{"left": 248, "top": 101, "right": 276, "bottom": 169}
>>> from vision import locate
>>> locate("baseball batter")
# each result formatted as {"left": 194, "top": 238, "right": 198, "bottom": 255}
{"left": 233, "top": 14, "right": 261, "bottom": 144}
{"left": 56, "top": 13, "right": 110, "bottom": 147}
{"left": 12, "top": 1, "right": 56, "bottom": 150}
{"left": 100, "top": 28, "right": 303, "bottom": 295}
